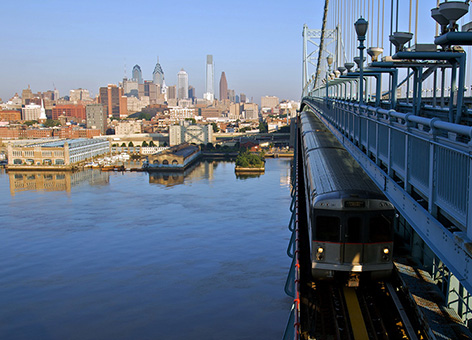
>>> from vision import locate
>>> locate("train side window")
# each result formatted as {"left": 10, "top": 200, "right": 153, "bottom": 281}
{"left": 346, "top": 217, "right": 362, "bottom": 243}
{"left": 315, "top": 216, "right": 340, "bottom": 242}
{"left": 369, "top": 214, "right": 392, "bottom": 242}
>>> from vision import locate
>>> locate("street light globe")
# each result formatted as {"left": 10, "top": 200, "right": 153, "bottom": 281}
{"left": 354, "top": 17, "right": 369, "bottom": 38}
{"left": 327, "top": 55, "right": 334, "bottom": 66}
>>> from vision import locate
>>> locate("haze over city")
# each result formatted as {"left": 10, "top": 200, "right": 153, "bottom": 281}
{"left": 0, "top": 0, "right": 330, "bottom": 103}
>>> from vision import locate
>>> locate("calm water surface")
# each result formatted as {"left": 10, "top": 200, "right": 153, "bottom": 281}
{"left": 0, "top": 159, "right": 293, "bottom": 339}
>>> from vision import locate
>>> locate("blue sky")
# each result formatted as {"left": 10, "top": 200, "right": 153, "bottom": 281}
{"left": 0, "top": 0, "right": 324, "bottom": 103}
{"left": 0, "top": 1, "right": 465, "bottom": 103}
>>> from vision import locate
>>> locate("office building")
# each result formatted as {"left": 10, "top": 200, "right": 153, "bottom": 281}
{"left": 203, "top": 55, "right": 214, "bottom": 102}
{"left": 98, "top": 85, "right": 128, "bottom": 119}
{"left": 52, "top": 105, "right": 86, "bottom": 121}
{"left": 132, "top": 65, "right": 143, "bottom": 84}
{"left": 152, "top": 57, "right": 165, "bottom": 86}
{"left": 261, "top": 96, "right": 279, "bottom": 110}
{"left": 219, "top": 72, "right": 228, "bottom": 102}
{"left": 70, "top": 89, "right": 91, "bottom": 102}
{"left": 167, "top": 85, "right": 176, "bottom": 100}
{"left": 243, "top": 103, "right": 259, "bottom": 120}
{"left": 177, "top": 69, "right": 189, "bottom": 100}
{"left": 240, "top": 93, "right": 247, "bottom": 103}
{"left": 86, "top": 104, "right": 107, "bottom": 134}
{"left": 22, "top": 104, "right": 41, "bottom": 121}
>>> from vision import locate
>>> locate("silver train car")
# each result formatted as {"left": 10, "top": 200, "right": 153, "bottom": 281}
{"left": 300, "top": 109, "right": 395, "bottom": 286}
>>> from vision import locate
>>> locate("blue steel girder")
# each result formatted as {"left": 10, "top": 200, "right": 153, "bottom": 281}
{"left": 301, "top": 97, "right": 472, "bottom": 293}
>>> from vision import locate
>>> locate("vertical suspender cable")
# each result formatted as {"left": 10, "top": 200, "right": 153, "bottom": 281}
{"left": 390, "top": 0, "right": 394, "bottom": 55}
{"left": 409, "top": 0, "right": 412, "bottom": 35}
{"left": 415, "top": 0, "right": 418, "bottom": 47}
{"left": 382, "top": 0, "right": 385, "bottom": 49}
{"left": 314, "top": 0, "right": 330, "bottom": 90}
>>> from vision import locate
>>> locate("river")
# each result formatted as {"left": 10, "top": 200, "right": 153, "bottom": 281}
{"left": 0, "top": 158, "right": 293, "bottom": 340}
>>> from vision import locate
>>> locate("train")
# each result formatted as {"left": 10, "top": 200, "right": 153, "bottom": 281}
{"left": 299, "top": 108, "right": 395, "bottom": 286}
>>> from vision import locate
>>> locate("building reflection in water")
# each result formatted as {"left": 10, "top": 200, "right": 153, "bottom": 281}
{"left": 8, "top": 169, "right": 109, "bottom": 196}
{"left": 148, "top": 160, "right": 216, "bottom": 187}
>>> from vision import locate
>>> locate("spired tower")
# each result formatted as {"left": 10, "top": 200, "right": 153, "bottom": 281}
{"left": 203, "top": 55, "right": 214, "bottom": 102}
{"left": 152, "top": 57, "right": 165, "bottom": 87}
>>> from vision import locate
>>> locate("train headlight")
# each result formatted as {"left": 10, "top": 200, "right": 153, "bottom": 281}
{"left": 382, "top": 247, "right": 390, "bottom": 261}
{"left": 316, "top": 247, "right": 324, "bottom": 261}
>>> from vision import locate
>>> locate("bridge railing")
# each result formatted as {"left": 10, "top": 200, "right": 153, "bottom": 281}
{"left": 305, "top": 96, "right": 472, "bottom": 238}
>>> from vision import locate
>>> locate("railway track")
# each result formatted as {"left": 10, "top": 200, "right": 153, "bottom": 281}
{"left": 299, "top": 276, "right": 428, "bottom": 339}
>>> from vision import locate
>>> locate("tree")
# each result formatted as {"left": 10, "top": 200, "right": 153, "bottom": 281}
{"left": 149, "top": 140, "right": 156, "bottom": 147}
{"left": 121, "top": 143, "right": 126, "bottom": 147}
{"left": 142, "top": 141, "right": 149, "bottom": 147}
{"left": 258, "top": 122, "right": 268, "bottom": 133}
{"left": 43, "top": 119, "right": 61, "bottom": 127}
{"left": 211, "top": 122, "right": 219, "bottom": 133}
{"left": 128, "top": 141, "right": 134, "bottom": 147}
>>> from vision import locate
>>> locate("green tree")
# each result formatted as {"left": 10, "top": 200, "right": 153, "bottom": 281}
{"left": 121, "top": 143, "right": 126, "bottom": 147}
{"left": 43, "top": 119, "right": 61, "bottom": 127}
{"left": 128, "top": 141, "right": 134, "bottom": 147}
{"left": 258, "top": 122, "right": 268, "bottom": 133}
{"left": 211, "top": 122, "right": 219, "bottom": 133}
{"left": 142, "top": 141, "right": 149, "bottom": 147}
{"left": 149, "top": 140, "right": 156, "bottom": 147}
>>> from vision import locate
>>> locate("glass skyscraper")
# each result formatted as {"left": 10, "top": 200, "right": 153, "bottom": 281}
{"left": 132, "top": 65, "right": 143, "bottom": 84}
{"left": 177, "top": 69, "right": 189, "bottom": 100}
{"left": 203, "top": 55, "right": 214, "bottom": 102}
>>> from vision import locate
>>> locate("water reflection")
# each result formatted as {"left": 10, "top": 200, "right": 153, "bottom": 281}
{"left": 148, "top": 160, "right": 215, "bottom": 187}
{"left": 8, "top": 169, "right": 109, "bottom": 196}
{"left": 235, "top": 173, "right": 263, "bottom": 180}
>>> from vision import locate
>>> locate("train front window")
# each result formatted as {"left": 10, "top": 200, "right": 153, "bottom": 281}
{"left": 315, "top": 216, "right": 340, "bottom": 242}
{"left": 346, "top": 217, "right": 362, "bottom": 243}
{"left": 368, "top": 214, "right": 392, "bottom": 242}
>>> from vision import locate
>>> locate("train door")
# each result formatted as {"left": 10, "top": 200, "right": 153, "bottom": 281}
{"left": 343, "top": 215, "right": 364, "bottom": 265}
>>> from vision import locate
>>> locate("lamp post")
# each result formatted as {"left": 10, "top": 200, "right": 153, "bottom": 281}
{"left": 326, "top": 55, "right": 334, "bottom": 101}
{"left": 355, "top": 17, "right": 368, "bottom": 105}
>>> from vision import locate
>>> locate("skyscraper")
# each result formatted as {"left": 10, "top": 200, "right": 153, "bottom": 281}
{"left": 98, "top": 84, "right": 128, "bottom": 118}
{"left": 132, "top": 65, "right": 143, "bottom": 84}
{"left": 203, "top": 55, "right": 214, "bottom": 102}
{"left": 219, "top": 72, "right": 228, "bottom": 102}
{"left": 152, "top": 57, "right": 164, "bottom": 86}
{"left": 177, "top": 69, "right": 189, "bottom": 100}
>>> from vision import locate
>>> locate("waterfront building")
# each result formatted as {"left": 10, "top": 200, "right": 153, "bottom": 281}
{"left": 132, "top": 65, "right": 143, "bottom": 84}
{"left": 219, "top": 72, "right": 228, "bottom": 102}
{"left": 177, "top": 69, "right": 189, "bottom": 100}
{"left": 152, "top": 57, "right": 165, "bottom": 87}
{"left": 98, "top": 85, "right": 128, "bottom": 119}
{"left": 86, "top": 104, "right": 107, "bottom": 134}
{"left": 7, "top": 138, "right": 110, "bottom": 168}
{"left": 52, "top": 104, "right": 86, "bottom": 121}
{"left": 22, "top": 103, "right": 41, "bottom": 121}
{"left": 145, "top": 143, "right": 201, "bottom": 170}
{"left": 203, "top": 55, "right": 214, "bottom": 102}
{"left": 261, "top": 96, "right": 279, "bottom": 110}
{"left": 169, "top": 122, "right": 213, "bottom": 146}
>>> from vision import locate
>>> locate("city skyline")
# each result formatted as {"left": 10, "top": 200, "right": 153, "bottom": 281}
{"left": 0, "top": 0, "right": 329, "bottom": 104}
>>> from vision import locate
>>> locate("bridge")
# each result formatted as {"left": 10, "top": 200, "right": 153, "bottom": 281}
{"left": 286, "top": 0, "right": 472, "bottom": 337}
